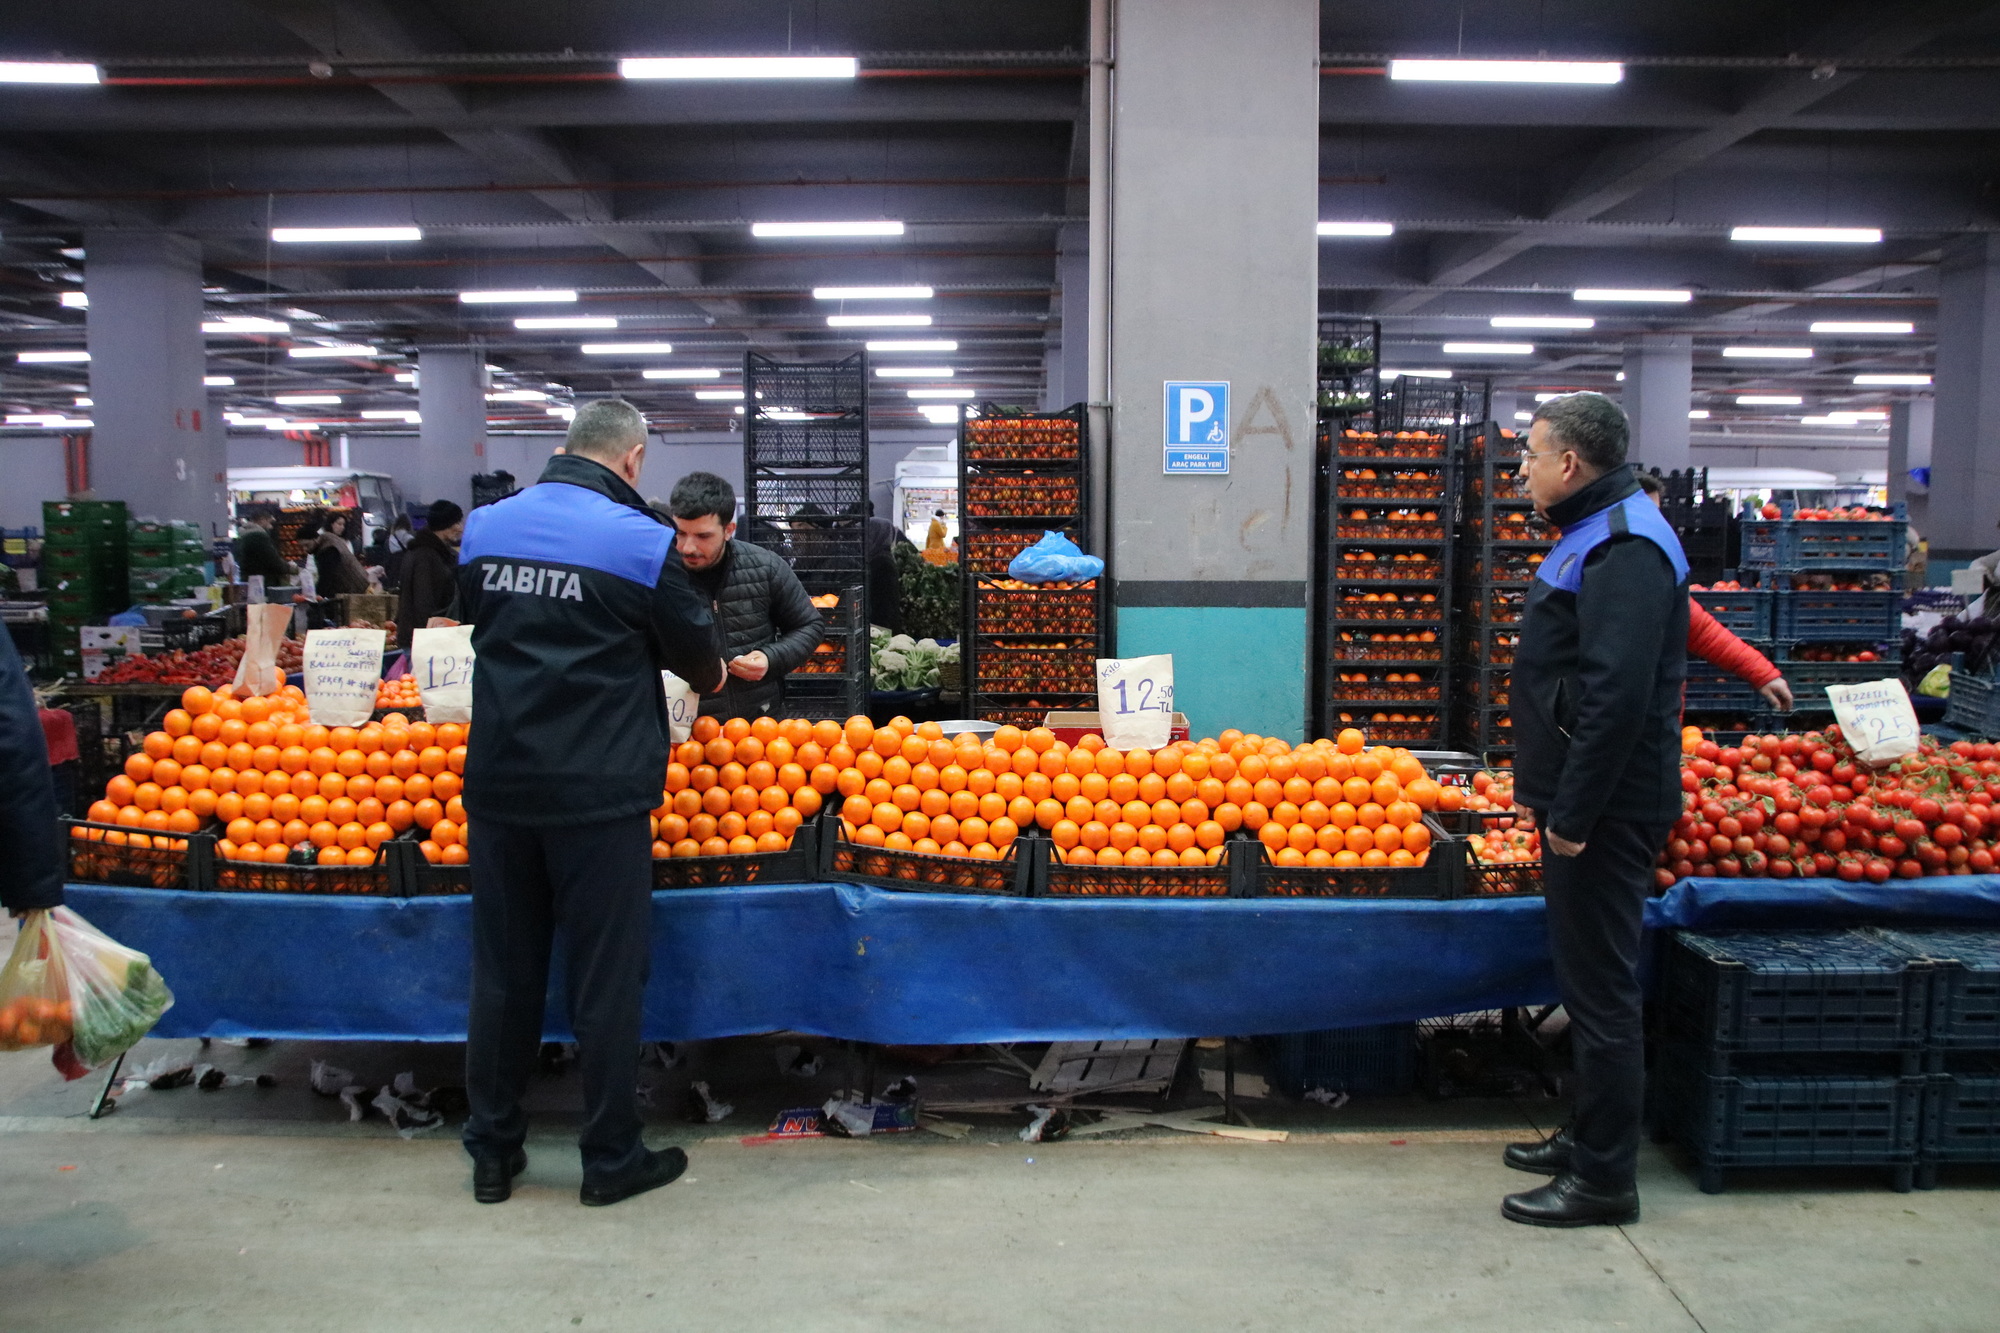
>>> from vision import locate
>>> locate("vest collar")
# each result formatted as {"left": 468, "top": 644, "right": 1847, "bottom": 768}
{"left": 537, "top": 453, "right": 666, "bottom": 524}
{"left": 1545, "top": 463, "right": 1640, "bottom": 528}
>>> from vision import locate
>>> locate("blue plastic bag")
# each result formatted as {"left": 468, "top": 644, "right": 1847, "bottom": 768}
{"left": 1007, "top": 531, "right": 1105, "bottom": 584}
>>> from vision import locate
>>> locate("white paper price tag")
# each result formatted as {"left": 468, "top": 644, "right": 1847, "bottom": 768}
{"left": 1096, "top": 654, "right": 1175, "bottom": 750}
{"left": 1826, "top": 678, "right": 1922, "bottom": 767}
{"left": 410, "top": 625, "right": 476, "bottom": 724}
{"left": 303, "top": 627, "right": 386, "bottom": 726}
{"left": 660, "top": 670, "right": 699, "bottom": 744}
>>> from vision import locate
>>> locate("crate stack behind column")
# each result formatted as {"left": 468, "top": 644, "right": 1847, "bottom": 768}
{"left": 958, "top": 404, "right": 1099, "bottom": 726}
{"left": 1450, "top": 423, "right": 1555, "bottom": 764}
{"left": 1309, "top": 318, "right": 1381, "bottom": 733}
{"left": 742, "top": 351, "right": 871, "bottom": 717}
{"left": 42, "top": 500, "right": 128, "bottom": 677}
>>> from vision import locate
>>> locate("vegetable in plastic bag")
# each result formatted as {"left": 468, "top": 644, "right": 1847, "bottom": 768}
{"left": 0, "top": 907, "right": 174, "bottom": 1080}
{"left": 1007, "top": 531, "right": 1105, "bottom": 584}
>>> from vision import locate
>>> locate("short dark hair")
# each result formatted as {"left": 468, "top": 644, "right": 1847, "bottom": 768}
{"left": 426, "top": 499, "right": 464, "bottom": 531}
{"left": 1634, "top": 471, "right": 1664, "bottom": 498}
{"left": 1530, "top": 392, "right": 1629, "bottom": 472}
{"left": 669, "top": 471, "right": 736, "bottom": 524}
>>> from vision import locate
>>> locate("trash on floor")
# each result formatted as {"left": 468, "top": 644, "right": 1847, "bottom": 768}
{"left": 683, "top": 1080, "right": 734, "bottom": 1124}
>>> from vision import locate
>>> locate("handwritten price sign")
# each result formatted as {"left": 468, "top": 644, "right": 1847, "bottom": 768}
{"left": 1096, "top": 653, "right": 1175, "bottom": 749}
{"left": 303, "top": 627, "right": 386, "bottom": 726}
{"left": 1827, "top": 678, "right": 1921, "bottom": 767}
{"left": 660, "top": 671, "right": 699, "bottom": 743}
{"left": 410, "top": 625, "right": 476, "bottom": 724}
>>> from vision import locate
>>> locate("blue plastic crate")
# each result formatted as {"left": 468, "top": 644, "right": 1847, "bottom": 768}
{"left": 1944, "top": 671, "right": 2000, "bottom": 739}
{"left": 1782, "top": 656, "right": 1904, "bottom": 712}
{"left": 1877, "top": 929, "right": 2000, "bottom": 1051}
{"left": 1684, "top": 658, "right": 1767, "bottom": 712}
{"left": 1692, "top": 587, "right": 1773, "bottom": 637}
{"left": 1740, "top": 518, "right": 1786, "bottom": 569}
{"left": 1662, "top": 929, "right": 1931, "bottom": 1059}
{"left": 1920, "top": 1058, "right": 2000, "bottom": 1171}
{"left": 1774, "top": 589, "right": 1901, "bottom": 643}
{"left": 1784, "top": 519, "right": 1907, "bottom": 572}
{"left": 1263, "top": 1023, "right": 1417, "bottom": 1097}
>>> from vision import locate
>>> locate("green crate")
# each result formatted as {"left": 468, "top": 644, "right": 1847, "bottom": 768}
{"left": 45, "top": 500, "right": 127, "bottom": 525}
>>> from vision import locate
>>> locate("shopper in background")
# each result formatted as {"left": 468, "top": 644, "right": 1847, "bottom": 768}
{"left": 234, "top": 506, "right": 291, "bottom": 587}
{"left": 396, "top": 500, "right": 465, "bottom": 652}
{"left": 1503, "top": 392, "right": 1688, "bottom": 1228}
{"left": 456, "top": 398, "right": 725, "bottom": 1208}
{"left": 667, "top": 471, "right": 825, "bottom": 719}
{"left": 864, "top": 501, "right": 911, "bottom": 634}
{"left": 1633, "top": 473, "right": 1794, "bottom": 712}
{"left": 310, "top": 511, "right": 371, "bottom": 598}
{"left": 1, "top": 631, "right": 64, "bottom": 916}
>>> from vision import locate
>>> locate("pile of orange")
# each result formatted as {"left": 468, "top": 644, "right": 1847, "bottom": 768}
{"left": 375, "top": 675, "right": 422, "bottom": 711}
{"left": 651, "top": 715, "right": 828, "bottom": 857}
{"left": 83, "top": 683, "right": 469, "bottom": 869}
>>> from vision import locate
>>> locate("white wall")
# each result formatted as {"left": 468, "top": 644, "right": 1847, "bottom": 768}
{"left": 0, "top": 436, "right": 71, "bottom": 531}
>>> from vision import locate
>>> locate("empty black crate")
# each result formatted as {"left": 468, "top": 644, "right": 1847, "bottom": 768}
{"left": 1263, "top": 1023, "right": 1417, "bottom": 1098}
{"left": 1919, "top": 1055, "right": 2000, "bottom": 1183}
{"left": 1662, "top": 929, "right": 1929, "bottom": 1061}
{"left": 1877, "top": 928, "right": 2000, "bottom": 1052}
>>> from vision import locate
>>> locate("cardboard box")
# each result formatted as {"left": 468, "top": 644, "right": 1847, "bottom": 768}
{"left": 1043, "top": 710, "right": 1192, "bottom": 746}
{"left": 337, "top": 592, "right": 398, "bottom": 629}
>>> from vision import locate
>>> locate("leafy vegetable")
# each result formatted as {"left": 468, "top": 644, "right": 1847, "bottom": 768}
{"left": 869, "top": 628, "right": 960, "bottom": 691}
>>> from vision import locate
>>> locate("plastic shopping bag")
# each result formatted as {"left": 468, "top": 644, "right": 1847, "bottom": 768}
{"left": 409, "top": 624, "right": 476, "bottom": 724}
{"left": 303, "top": 626, "right": 387, "bottom": 726}
{"left": 1008, "top": 531, "right": 1105, "bottom": 584}
{"left": 0, "top": 907, "right": 174, "bottom": 1080}
{"left": 232, "top": 603, "right": 294, "bottom": 694}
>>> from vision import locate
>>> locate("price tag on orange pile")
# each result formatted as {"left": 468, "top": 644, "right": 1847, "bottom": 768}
{"left": 303, "top": 627, "right": 386, "bottom": 727}
{"left": 410, "top": 625, "right": 476, "bottom": 724}
{"left": 1096, "top": 654, "right": 1174, "bottom": 750}
{"left": 1826, "top": 678, "right": 1921, "bottom": 767}
{"left": 660, "top": 670, "right": 698, "bottom": 744}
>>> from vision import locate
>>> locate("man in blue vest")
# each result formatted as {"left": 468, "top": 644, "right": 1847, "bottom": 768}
{"left": 1501, "top": 392, "right": 1689, "bottom": 1227}
{"left": 455, "top": 399, "right": 726, "bottom": 1207}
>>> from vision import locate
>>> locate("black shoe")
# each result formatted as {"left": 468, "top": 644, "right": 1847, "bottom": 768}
{"left": 472, "top": 1147, "right": 528, "bottom": 1204}
{"left": 579, "top": 1147, "right": 688, "bottom": 1208}
{"left": 1502, "top": 1172, "right": 1640, "bottom": 1228}
{"left": 1502, "top": 1126, "right": 1572, "bottom": 1176}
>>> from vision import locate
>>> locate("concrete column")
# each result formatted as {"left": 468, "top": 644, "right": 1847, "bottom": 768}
{"left": 1107, "top": 0, "right": 1319, "bottom": 741}
{"left": 1621, "top": 334, "right": 1693, "bottom": 474}
{"left": 1488, "top": 388, "right": 1519, "bottom": 429}
{"left": 416, "top": 348, "right": 486, "bottom": 513}
{"left": 1888, "top": 399, "right": 1914, "bottom": 509}
{"left": 84, "top": 231, "right": 226, "bottom": 533}
{"left": 1905, "top": 397, "right": 1934, "bottom": 536}
{"left": 1927, "top": 236, "right": 2000, "bottom": 558}
{"left": 1045, "top": 223, "right": 1090, "bottom": 411}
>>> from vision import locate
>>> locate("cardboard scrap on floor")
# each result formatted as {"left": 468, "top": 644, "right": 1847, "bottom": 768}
{"left": 1067, "top": 1110, "right": 1287, "bottom": 1143}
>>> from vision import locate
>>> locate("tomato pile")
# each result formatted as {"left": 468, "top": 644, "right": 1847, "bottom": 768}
{"left": 1761, "top": 503, "right": 1892, "bottom": 521}
{"left": 93, "top": 638, "right": 246, "bottom": 686}
{"left": 1660, "top": 726, "right": 2000, "bottom": 886}
{"left": 963, "top": 473, "right": 1080, "bottom": 518}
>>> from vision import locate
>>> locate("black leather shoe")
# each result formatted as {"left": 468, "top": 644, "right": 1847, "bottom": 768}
{"left": 472, "top": 1147, "right": 527, "bottom": 1204}
{"left": 1503, "top": 1126, "right": 1572, "bottom": 1176}
{"left": 1502, "top": 1172, "right": 1640, "bottom": 1228}
{"left": 579, "top": 1147, "right": 688, "bottom": 1207}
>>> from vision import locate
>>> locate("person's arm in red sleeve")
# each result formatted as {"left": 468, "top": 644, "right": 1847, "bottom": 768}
{"left": 1688, "top": 597, "right": 1793, "bottom": 710}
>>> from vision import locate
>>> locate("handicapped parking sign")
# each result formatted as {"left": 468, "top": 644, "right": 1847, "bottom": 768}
{"left": 1163, "top": 380, "right": 1230, "bottom": 474}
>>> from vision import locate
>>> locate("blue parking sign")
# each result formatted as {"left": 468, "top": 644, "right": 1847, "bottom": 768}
{"left": 1163, "top": 380, "right": 1230, "bottom": 474}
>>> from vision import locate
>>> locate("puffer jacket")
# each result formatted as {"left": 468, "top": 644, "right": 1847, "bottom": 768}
{"left": 694, "top": 539, "right": 825, "bottom": 718}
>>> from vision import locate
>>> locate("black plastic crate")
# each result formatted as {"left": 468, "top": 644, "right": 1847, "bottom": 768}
{"left": 1944, "top": 671, "right": 2000, "bottom": 738}
{"left": 1242, "top": 819, "right": 1454, "bottom": 899}
{"left": 211, "top": 841, "right": 403, "bottom": 896}
{"left": 1919, "top": 1056, "right": 2000, "bottom": 1181}
{"left": 1662, "top": 929, "right": 1930, "bottom": 1060}
{"left": 1876, "top": 929, "right": 2000, "bottom": 1052}
{"left": 821, "top": 825, "right": 1035, "bottom": 896}
{"left": 63, "top": 818, "right": 214, "bottom": 890}
{"left": 1044, "top": 837, "right": 1242, "bottom": 898}
{"left": 1262, "top": 1024, "right": 1418, "bottom": 1098}
{"left": 1684, "top": 658, "right": 1769, "bottom": 711}
{"left": 1692, "top": 587, "right": 1773, "bottom": 638}
{"left": 653, "top": 816, "right": 821, "bottom": 890}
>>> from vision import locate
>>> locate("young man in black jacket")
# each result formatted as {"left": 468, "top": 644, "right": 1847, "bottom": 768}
{"left": 455, "top": 399, "right": 726, "bottom": 1208}
{"left": 396, "top": 500, "right": 464, "bottom": 652}
{"left": 1501, "top": 392, "right": 1689, "bottom": 1228}
{"left": 0, "top": 631, "right": 64, "bottom": 917}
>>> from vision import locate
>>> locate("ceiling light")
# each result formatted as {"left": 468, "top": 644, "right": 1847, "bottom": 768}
{"left": 642, "top": 368, "right": 725, "bottom": 380}
{"left": 752, "top": 220, "right": 904, "bottom": 239}
{"left": 1492, "top": 315, "right": 1593, "bottom": 329}
{"left": 274, "top": 394, "right": 341, "bottom": 405}
{"left": 1317, "top": 221, "right": 1395, "bottom": 237}
{"left": 1853, "top": 374, "right": 1931, "bottom": 386}
{"left": 1799, "top": 416, "right": 1865, "bottom": 427}
{"left": 361, "top": 410, "right": 421, "bottom": 422}
{"left": 814, "top": 286, "right": 933, "bottom": 301}
{"left": 1722, "top": 346, "right": 1813, "bottom": 359}
{"left": 17, "top": 350, "right": 89, "bottom": 362}
{"left": 619, "top": 56, "right": 857, "bottom": 80}
{"left": 918, "top": 405, "right": 961, "bottom": 423}
{"left": 74, "top": 396, "right": 92, "bottom": 407}
{"left": 1533, "top": 393, "right": 1566, "bottom": 402}
{"left": 762, "top": 409, "right": 815, "bottom": 421}
{"left": 288, "top": 344, "right": 378, "bottom": 358}
{"left": 828, "top": 314, "right": 932, "bottom": 328}
{"left": 876, "top": 366, "right": 953, "bottom": 378}
{"left": 1811, "top": 321, "right": 1914, "bottom": 335}
{"left": 1827, "top": 411, "right": 1890, "bottom": 422}
{"left": 1573, "top": 288, "right": 1692, "bottom": 303}
{"left": 1379, "top": 368, "right": 1451, "bottom": 379}
{"left": 907, "top": 388, "right": 975, "bottom": 399}
{"left": 0, "top": 61, "right": 100, "bottom": 85}
{"left": 1388, "top": 59, "right": 1622, "bottom": 84}
{"left": 459, "top": 289, "right": 577, "bottom": 304}
{"left": 59, "top": 291, "right": 87, "bottom": 309}
{"left": 271, "top": 226, "right": 422, "bottom": 244}
{"left": 5, "top": 413, "right": 64, "bottom": 425}
{"left": 1442, "top": 342, "right": 1534, "bottom": 355}
{"left": 264, "top": 420, "right": 311, "bottom": 431}
{"left": 1730, "top": 226, "right": 1882, "bottom": 244}
{"left": 580, "top": 342, "right": 675, "bottom": 355}
{"left": 1688, "top": 410, "right": 1710, "bottom": 419}
{"left": 514, "top": 316, "right": 617, "bottom": 330}
{"left": 394, "top": 372, "right": 417, "bottom": 384}
{"left": 486, "top": 389, "right": 547, "bottom": 402}
{"left": 1737, "top": 395, "right": 1804, "bottom": 405}
{"left": 547, "top": 405, "right": 576, "bottom": 420}
{"left": 204, "top": 375, "right": 235, "bottom": 387}
{"left": 1513, "top": 411, "right": 1533, "bottom": 422}
{"left": 694, "top": 390, "right": 745, "bottom": 401}
{"left": 204, "top": 316, "right": 290, "bottom": 334}
{"left": 867, "top": 339, "right": 958, "bottom": 352}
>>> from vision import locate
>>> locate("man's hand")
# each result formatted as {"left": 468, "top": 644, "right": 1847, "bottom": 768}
{"left": 1759, "top": 677, "right": 1794, "bottom": 711}
{"left": 1511, "top": 804, "right": 1535, "bottom": 830}
{"left": 1547, "top": 832, "right": 1587, "bottom": 857}
{"left": 728, "top": 650, "right": 770, "bottom": 682}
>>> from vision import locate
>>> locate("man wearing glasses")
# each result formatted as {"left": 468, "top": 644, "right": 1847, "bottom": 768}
{"left": 1501, "top": 393, "right": 1688, "bottom": 1227}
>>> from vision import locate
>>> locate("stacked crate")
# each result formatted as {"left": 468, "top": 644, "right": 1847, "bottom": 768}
{"left": 1315, "top": 317, "right": 1380, "bottom": 427}
{"left": 958, "top": 405, "right": 1100, "bottom": 726}
{"left": 1739, "top": 505, "right": 1904, "bottom": 720}
{"left": 741, "top": 351, "right": 872, "bottom": 716}
{"left": 1882, "top": 929, "right": 2000, "bottom": 1189}
{"left": 1449, "top": 426, "right": 1551, "bottom": 763}
{"left": 127, "top": 518, "right": 209, "bottom": 603}
{"left": 42, "top": 499, "right": 128, "bottom": 677}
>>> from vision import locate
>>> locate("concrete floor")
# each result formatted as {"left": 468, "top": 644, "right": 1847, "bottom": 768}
{"left": 3, "top": 1031, "right": 1998, "bottom": 1333}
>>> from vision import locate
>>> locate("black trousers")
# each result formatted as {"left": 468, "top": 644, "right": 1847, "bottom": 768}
{"left": 463, "top": 812, "right": 653, "bottom": 1183}
{"left": 1537, "top": 812, "right": 1669, "bottom": 1189}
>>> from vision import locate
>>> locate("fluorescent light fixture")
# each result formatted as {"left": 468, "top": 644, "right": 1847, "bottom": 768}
{"left": 694, "top": 390, "right": 745, "bottom": 401}
{"left": 203, "top": 316, "right": 290, "bottom": 334}
{"left": 1492, "top": 315, "right": 1593, "bottom": 330}
{"left": 74, "top": 396, "right": 91, "bottom": 407}
{"left": 1442, "top": 342, "right": 1534, "bottom": 355}
{"left": 59, "top": 291, "right": 87, "bottom": 309}
{"left": 1730, "top": 226, "right": 1882, "bottom": 244}
{"left": 642, "top": 368, "right": 725, "bottom": 380}
{"left": 918, "top": 405, "right": 961, "bottom": 423}
{"left": 1379, "top": 368, "right": 1451, "bottom": 379}
{"left": 1737, "top": 395, "right": 1804, "bottom": 405}
{"left": 813, "top": 285, "right": 932, "bottom": 301}
{"left": 1854, "top": 374, "right": 1931, "bottom": 386}
{"left": 288, "top": 344, "right": 377, "bottom": 358}
{"left": 393, "top": 372, "right": 417, "bottom": 384}
{"left": 876, "top": 366, "right": 953, "bottom": 378}
{"left": 1827, "top": 410, "right": 1889, "bottom": 421}
{"left": 271, "top": 226, "right": 422, "bottom": 244}
{"left": 1811, "top": 321, "right": 1914, "bottom": 335}
{"left": 867, "top": 339, "right": 957, "bottom": 352}
{"left": 17, "top": 350, "right": 89, "bottom": 362}
{"left": 1317, "top": 221, "right": 1395, "bottom": 237}
{"left": 752, "top": 220, "right": 904, "bottom": 239}
{"left": 0, "top": 61, "right": 100, "bottom": 85}
{"left": 1616, "top": 372, "right": 1626, "bottom": 381}
{"left": 1688, "top": 410, "right": 1711, "bottom": 419}
{"left": 263, "top": 420, "right": 308, "bottom": 431}
{"left": 546, "top": 404, "right": 576, "bottom": 417}
{"left": 514, "top": 316, "right": 617, "bottom": 330}
{"left": 580, "top": 342, "right": 674, "bottom": 355}
{"left": 1389, "top": 58, "right": 1621, "bottom": 84}
{"left": 1800, "top": 416, "right": 1865, "bottom": 427}
{"left": 763, "top": 409, "right": 815, "bottom": 421}
{"left": 361, "top": 410, "right": 421, "bottom": 422}
{"left": 5, "top": 414, "right": 63, "bottom": 425}
{"left": 1722, "top": 346, "right": 1813, "bottom": 359}
{"left": 203, "top": 375, "right": 235, "bottom": 387}
{"left": 486, "top": 389, "right": 547, "bottom": 402}
{"left": 828, "top": 314, "right": 932, "bottom": 328}
{"left": 907, "top": 388, "right": 975, "bottom": 399}
{"left": 619, "top": 56, "right": 857, "bottom": 80}
{"left": 274, "top": 394, "right": 341, "bottom": 405}
{"left": 458, "top": 289, "right": 577, "bottom": 304}
{"left": 1574, "top": 288, "right": 1692, "bottom": 303}
{"left": 1533, "top": 393, "right": 1566, "bottom": 402}
{"left": 1513, "top": 411, "right": 1533, "bottom": 422}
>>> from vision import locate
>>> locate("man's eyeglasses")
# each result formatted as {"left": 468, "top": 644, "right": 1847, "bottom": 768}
{"left": 1516, "top": 448, "right": 1562, "bottom": 470}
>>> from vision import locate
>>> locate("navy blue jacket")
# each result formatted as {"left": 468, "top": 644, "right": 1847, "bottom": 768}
{"left": 456, "top": 454, "right": 725, "bottom": 826}
{"left": 0, "top": 630, "right": 64, "bottom": 911}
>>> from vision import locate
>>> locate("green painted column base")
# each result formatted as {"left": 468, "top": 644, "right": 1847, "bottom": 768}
{"left": 1115, "top": 606, "right": 1307, "bottom": 744}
